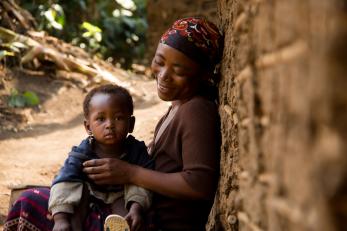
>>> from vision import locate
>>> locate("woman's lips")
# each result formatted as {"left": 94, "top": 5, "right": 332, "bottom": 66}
{"left": 157, "top": 83, "right": 173, "bottom": 93}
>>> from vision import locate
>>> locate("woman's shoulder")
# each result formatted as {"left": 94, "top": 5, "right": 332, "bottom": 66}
{"left": 176, "top": 96, "right": 219, "bottom": 123}
{"left": 179, "top": 96, "right": 218, "bottom": 114}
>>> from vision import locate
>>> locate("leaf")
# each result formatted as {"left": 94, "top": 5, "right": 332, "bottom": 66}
{"left": 1, "top": 43, "right": 20, "bottom": 53}
{"left": 23, "top": 91, "right": 40, "bottom": 106}
{"left": 9, "top": 45, "right": 20, "bottom": 53}
{"left": 81, "top": 22, "right": 102, "bottom": 33}
{"left": 11, "top": 41, "right": 28, "bottom": 49}
{"left": 122, "top": 17, "right": 136, "bottom": 29}
{"left": 8, "top": 89, "right": 40, "bottom": 107}
{"left": 0, "top": 50, "right": 15, "bottom": 60}
{"left": 95, "top": 32, "right": 102, "bottom": 42}
{"left": 0, "top": 51, "right": 7, "bottom": 60}
{"left": 44, "top": 8, "right": 63, "bottom": 30}
{"left": 82, "top": 31, "right": 92, "bottom": 38}
{"left": 8, "top": 94, "right": 26, "bottom": 108}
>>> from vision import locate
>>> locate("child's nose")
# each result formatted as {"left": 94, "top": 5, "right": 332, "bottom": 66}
{"left": 106, "top": 119, "right": 115, "bottom": 128}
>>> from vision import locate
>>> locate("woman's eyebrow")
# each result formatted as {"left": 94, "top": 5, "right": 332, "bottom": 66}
{"left": 156, "top": 53, "right": 189, "bottom": 70}
{"left": 155, "top": 53, "right": 166, "bottom": 60}
{"left": 173, "top": 63, "right": 189, "bottom": 70}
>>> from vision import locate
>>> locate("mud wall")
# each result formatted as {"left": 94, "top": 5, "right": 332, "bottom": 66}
{"left": 146, "top": 0, "right": 217, "bottom": 62}
{"left": 208, "top": 0, "right": 347, "bottom": 230}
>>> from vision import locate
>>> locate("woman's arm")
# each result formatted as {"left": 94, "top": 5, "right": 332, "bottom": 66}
{"left": 131, "top": 164, "right": 208, "bottom": 199}
{"left": 83, "top": 158, "right": 207, "bottom": 200}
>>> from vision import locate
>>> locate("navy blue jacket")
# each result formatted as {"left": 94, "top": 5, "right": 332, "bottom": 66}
{"left": 52, "top": 135, "right": 154, "bottom": 193}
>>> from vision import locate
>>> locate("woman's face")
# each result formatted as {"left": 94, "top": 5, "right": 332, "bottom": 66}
{"left": 151, "top": 43, "right": 201, "bottom": 102}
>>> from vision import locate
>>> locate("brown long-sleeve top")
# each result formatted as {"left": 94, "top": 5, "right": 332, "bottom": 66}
{"left": 150, "top": 96, "right": 221, "bottom": 231}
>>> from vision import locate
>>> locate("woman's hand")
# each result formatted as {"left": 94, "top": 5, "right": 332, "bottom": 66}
{"left": 83, "top": 158, "right": 134, "bottom": 185}
{"left": 84, "top": 158, "right": 207, "bottom": 200}
{"left": 125, "top": 202, "right": 143, "bottom": 231}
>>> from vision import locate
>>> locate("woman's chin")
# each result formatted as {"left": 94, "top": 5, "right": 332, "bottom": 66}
{"left": 156, "top": 87, "right": 171, "bottom": 100}
{"left": 157, "top": 91, "right": 173, "bottom": 101}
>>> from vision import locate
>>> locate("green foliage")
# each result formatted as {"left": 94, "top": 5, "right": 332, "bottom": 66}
{"left": 0, "top": 50, "right": 15, "bottom": 60}
{"left": 8, "top": 89, "right": 40, "bottom": 108}
{"left": 42, "top": 4, "right": 65, "bottom": 30}
{"left": 21, "top": 0, "right": 147, "bottom": 68}
{"left": 0, "top": 41, "right": 27, "bottom": 61}
{"left": 79, "top": 22, "right": 103, "bottom": 53}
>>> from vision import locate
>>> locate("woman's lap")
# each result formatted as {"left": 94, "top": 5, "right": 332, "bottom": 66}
{"left": 4, "top": 188, "right": 113, "bottom": 231}
{"left": 4, "top": 188, "right": 53, "bottom": 231}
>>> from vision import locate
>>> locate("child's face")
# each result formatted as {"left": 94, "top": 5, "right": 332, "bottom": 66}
{"left": 84, "top": 93, "right": 134, "bottom": 147}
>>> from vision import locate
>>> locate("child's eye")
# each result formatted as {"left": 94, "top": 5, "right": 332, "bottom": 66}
{"left": 96, "top": 117, "right": 105, "bottom": 122}
{"left": 115, "top": 116, "right": 125, "bottom": 121}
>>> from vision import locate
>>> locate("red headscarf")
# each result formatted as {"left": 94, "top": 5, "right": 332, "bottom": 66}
{"left": 160, "top": 17, "right": 223, "bottom": 72}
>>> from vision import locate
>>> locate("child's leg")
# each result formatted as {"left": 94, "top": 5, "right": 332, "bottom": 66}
{"left": 111, "top": 197, "right": 128, "bottom": 217}
{"left": 104, "top": 197, "right": 130, "bottom": 231}
{"left": 70, "top": 184, "right": 89, "bottom": 231}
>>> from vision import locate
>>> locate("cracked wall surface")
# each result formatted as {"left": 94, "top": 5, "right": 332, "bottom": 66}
{"left": 208, "top": 0, "right": 347, "bottom": 230}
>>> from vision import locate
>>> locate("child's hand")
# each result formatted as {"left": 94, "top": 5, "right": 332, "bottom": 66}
{"left": 53, "top": 213, "right": 71, "bottom": 231}
{"left": 125, "top": 202, "right": 143, "bottom": 231}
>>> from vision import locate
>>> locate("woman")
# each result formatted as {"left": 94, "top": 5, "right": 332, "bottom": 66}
{"left": 83, "top": 17, "right": 223, "bottom": 231}
{"left": 4, "top": 17, "right": 223, "bottom": 231}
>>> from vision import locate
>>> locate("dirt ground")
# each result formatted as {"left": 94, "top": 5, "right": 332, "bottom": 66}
{"left": 0, "top": 67, "right": 168, "bottom": 227}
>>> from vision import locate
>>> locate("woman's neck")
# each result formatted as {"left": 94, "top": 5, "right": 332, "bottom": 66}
{"left": 172, "top": 95, "right": 196, "bottom": 106}
{"left": 93, "top": 142, "right": 124, "bottom": 158}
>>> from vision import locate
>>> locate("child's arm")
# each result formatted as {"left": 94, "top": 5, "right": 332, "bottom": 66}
{"left": 124, "top": 184, "right": 152, "bottom": 211}
{"left": 48, "top": 182, "right": 84, "bottom": 215}
{"left": 53, "top": 213, "right": 71, "bottom": 231}
{"left": 49, "top": 182, "right": 84, "bottom": 231}
{"left": 125, "top": 202, "right": 143, "bottom": 231}
{"left": 123, "top": 185, "right": 150, "bottom": 231}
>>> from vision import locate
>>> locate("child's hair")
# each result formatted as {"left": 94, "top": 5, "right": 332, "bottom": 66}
{"left": 83, "top": 84, "right": 133, "bottom": 118}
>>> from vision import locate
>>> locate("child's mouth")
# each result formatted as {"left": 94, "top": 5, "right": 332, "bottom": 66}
{"left": 104, "top": 133, "right": 116, "bottom": 139}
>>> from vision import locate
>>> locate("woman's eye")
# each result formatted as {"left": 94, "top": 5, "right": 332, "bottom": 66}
{"left": 175, "top": 72, "right": 185, "bottom": 76}
{"left": 154, "top": 59, "right": 164, "bottom": 66}
{"left": 174, "top": 70, "right": 187, "bottom": 77}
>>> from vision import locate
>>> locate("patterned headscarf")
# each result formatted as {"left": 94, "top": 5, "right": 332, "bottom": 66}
{"left": 160, "top": 17, "right": 223, "bottom": 72}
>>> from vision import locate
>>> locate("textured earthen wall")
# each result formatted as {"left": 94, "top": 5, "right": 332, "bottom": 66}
{"left": 146, "top": 0, "right": 217, "bottom": 62}
{"left": 208, "top": 0, "right": 347, "bottom": 230}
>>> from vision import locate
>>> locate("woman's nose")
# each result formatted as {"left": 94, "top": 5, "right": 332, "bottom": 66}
{"left": 158, "top": 68, "right": 170, "bottom": 81}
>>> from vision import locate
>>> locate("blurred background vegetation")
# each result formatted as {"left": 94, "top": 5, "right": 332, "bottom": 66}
{"left": 21, "top": 0, "right": 147, "bottom": 69}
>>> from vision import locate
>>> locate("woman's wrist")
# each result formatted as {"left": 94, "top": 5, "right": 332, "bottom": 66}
{"left": 127, "top": 163, "right": 141, "bottom": 184}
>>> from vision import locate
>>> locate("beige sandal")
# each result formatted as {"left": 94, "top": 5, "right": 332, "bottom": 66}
{"left": 104, "top": 214, "right": 130, "bottom": 231}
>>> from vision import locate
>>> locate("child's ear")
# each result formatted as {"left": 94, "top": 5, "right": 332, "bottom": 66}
{"left": 129, "top": 116, "right": 135, "bottom": 133}
{"left": 84, "top": 119, "right": 91, "bottom": 134}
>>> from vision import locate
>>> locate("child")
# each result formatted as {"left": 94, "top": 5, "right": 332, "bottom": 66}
{"left": 48, "top": 84, "right": 153, "bottom": 231}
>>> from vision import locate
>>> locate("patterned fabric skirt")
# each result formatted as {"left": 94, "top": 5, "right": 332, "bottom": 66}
{"left": 4, "top": 188, "right": 113, "bottom": 231}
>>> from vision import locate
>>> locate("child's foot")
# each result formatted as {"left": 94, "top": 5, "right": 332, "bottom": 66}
{"left": 104, "top": 214, "right": 130, "bottom": 231}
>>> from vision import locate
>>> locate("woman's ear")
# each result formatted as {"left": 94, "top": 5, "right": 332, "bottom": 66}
{"left": 129, "top": 116, "right": 135, "bottom": 133}
{"left": 200, "top": 69, "right": 213, "bottom": 83}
